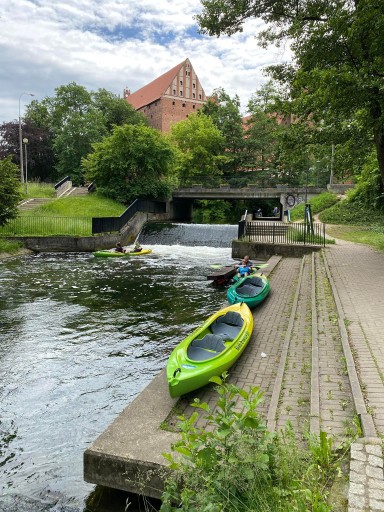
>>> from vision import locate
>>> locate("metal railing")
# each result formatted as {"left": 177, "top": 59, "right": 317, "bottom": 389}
{"left": 91, "top": 199, "right": 166, "bottom": 234}
{"left": 178, "top": 171, "right": 305, "bottom": 189}
{"left": 0, "top": 199, "right": 166, "bottom": 237}
{"left": 243, "top": 221, "right": 326, "bottom": 246}
{"left": 0, "top": 216, "right": 92, "bottom": 236}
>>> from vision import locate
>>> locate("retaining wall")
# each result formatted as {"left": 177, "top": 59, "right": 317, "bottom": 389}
{"left": 232, "top": 240, "right": 323, "bottom": 259}
{"left": 6, "top": 212, "right": 169, "bottom": 253}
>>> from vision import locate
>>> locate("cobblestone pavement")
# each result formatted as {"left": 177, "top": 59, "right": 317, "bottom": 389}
{"left": 166, "top": 240, "right": 384, "bottom": 511}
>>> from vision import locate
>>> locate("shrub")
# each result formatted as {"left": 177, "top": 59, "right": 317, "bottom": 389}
{"left": 161, "top": 376, "right": 343, "bottom": 511}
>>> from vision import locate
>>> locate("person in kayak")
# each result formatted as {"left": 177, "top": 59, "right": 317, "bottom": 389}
{"left": 133, "top": 241, "right": 142, "bottom": 252}
{"left": 235, "top": 255, "right": 254, "bottom": 271}
{"left": 115, "top": 243, "right": 125, "bottom": 253}
{"left": 237, "top": 261, "right": 251, "bottom": 278}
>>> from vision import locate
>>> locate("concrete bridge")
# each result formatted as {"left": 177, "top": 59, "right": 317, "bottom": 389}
{"left": 169, "top": 183, "right": 353, "bottom": 220}
{"left": 170, "top": 185, "right": 325, "bottom": 220}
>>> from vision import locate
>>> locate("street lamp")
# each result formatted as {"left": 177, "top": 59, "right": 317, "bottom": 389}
{"left": 19, "top": 92, "right": 34, "bottom": 183}
{"left": 23, "top": 138, "right": 29, "bottom": 194}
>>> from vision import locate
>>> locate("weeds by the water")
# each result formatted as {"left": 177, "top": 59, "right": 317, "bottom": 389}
{"left": 0, "top": 239, "right": 23, "bottom": 254}
{"left": 161, "top": 376, "right": 350, "bottom": 511}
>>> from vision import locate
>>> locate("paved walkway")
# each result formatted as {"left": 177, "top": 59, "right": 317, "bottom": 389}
{"left": 85, "top": 237, "right": 384, "bottom": 510}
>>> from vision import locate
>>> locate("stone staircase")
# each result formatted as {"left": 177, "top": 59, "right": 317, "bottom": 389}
{"left": 18, "top": 198, "right": 52, "bottom": 211}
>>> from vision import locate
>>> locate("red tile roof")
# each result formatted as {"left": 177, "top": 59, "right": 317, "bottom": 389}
{"left": 126, "top": 60, "right": 186, "bottom": 110}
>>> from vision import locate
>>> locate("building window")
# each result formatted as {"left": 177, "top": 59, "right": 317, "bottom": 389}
{"left": 173, "top": 89, "right": 176, "bottom": 95}
{"left": 193, "top": 105, "right": 196, "bottom": 109}
{"left": 172, "top": 101, "right": 175, "bottom": 105}
{"left": 193, "top": 83, "right": 196, "bottom": 88}
{"left": 180, "top": 91, "right": 183, "bottom": 96}
{"left": 199, "top": 94, "right": 202, "bottom": 99}
{"left": 180, "top": 80, "right": 183, "bottom": 86}
{"left": 182, "top": 103, "right": 186, "bottom": 107}
{"left": 192, "top": 93, "right": 195, "bottom": 99}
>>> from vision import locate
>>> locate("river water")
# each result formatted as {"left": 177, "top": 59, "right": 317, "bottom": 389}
{"left": 0, "top": 224, "right": 238, "bottom": 512}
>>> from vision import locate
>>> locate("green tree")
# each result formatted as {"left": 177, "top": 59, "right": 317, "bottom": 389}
{"left": 82, "top": 124, "right": 176, "bottom": 203}
{"left": 196, "top": 0, "right": 384, "bottom": 192}
{"left": 91, "top": 88, "right": 146, "bottom": 131}
{"left": 170, "top": 113, "right": 226, "bottom": 185}
{"left": 245, "top": 82, "right": 282, "bottom": 172}
{"left": 53, "top": 110, "right": 107, "bottom": 185}
{"left": 201, "top": 88, "right": 245, "bottom": 173}
{"left": 23, "top": 83, "right": 147, "bottom": 184}
{"left": 0, "top": 157, "right": 22, "bottom": 226}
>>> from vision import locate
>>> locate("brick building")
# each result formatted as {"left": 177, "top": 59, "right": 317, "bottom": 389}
{"left": 124, "top": 58, "right": 206, "bottom": 133}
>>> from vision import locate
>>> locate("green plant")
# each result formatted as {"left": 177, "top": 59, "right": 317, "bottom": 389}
{"left": 161, "top": 376, "right": 340, "bottom": 511}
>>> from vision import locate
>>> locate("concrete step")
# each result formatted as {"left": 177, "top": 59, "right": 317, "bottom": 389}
{"left": 18, "top": 198, "right": 52, "bottom": 211}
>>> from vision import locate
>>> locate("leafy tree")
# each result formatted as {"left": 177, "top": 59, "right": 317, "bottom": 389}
{"left": 200, "top": 88, "right": 245, "bottom": 173}
{"left": 196, "top": 0, "right": 384, "bottom": 192}
{"left": 21, "top": 83, "right": 147, "bottom": 184}
{"left": 0, "top": 157, "right": 22, "bottom": 226}
{"left": 245, "top": 82, "right": 282, "bottom": 172}
{"left": 170, "top": 113, "right": 226, "bottom": 185}
{"left": 82, "top": 124, "right": 176, "bottom": 203}
{"left": 53, "top": 110, "right": 107, "bottom": 185}
{"left": 91, "top": 88, "right": 146, "bottom": 131}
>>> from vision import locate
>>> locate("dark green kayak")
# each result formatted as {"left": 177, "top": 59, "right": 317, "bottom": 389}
{"left": 227, "top": 274, "right": 270, "bottom": 309}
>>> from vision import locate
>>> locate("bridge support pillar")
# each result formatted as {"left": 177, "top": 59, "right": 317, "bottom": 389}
{"left": 168, "top": 199, "right": 193, "bottom": 221}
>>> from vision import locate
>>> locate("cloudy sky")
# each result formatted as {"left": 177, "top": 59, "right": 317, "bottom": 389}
{"left": 0, "top": 0, "right": 291, "bottom": 125}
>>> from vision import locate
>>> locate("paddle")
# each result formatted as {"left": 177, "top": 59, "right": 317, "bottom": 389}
{"left": 210, "top": 263, "right": 269, "bottom": 269}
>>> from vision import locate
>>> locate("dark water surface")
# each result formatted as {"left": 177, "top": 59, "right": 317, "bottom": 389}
{"left": 0, "top": 238, "right": 235, "bottom": 511}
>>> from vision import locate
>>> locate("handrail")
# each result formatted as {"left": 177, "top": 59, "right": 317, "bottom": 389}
{"left": 91, "top": 199, "right": 166, "bottom": 234}
{"left": 54, "top": 176, "right": 71, "bottom": 190}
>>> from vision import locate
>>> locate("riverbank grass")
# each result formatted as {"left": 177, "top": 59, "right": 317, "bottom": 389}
{"left": 0, "top": 239, "right": 23, "bottom": 254}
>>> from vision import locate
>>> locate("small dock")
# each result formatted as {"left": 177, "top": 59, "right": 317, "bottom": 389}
{"left": 206, "top": 265, "right": 236, "bottom": 285}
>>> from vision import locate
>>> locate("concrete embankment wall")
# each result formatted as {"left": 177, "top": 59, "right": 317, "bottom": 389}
{"left": 232, "top": 240, "right": 322, "bottom": 260}
{"left": 7, "top": 212, "right": 168, "bottom": 253}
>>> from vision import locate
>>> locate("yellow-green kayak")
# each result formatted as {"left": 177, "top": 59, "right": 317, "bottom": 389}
{"left": 167, "top": 302, "right": 253, "bottom": 398}
{"left": 93, "top": 249, "right": 152, "bottom": 257}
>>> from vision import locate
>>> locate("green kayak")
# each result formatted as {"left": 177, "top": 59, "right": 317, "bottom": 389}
{"left": 93, "top": 249, "right": 152, "bottom": 257}
{"left": 167, "top": 302, "right": 254, "bottom": 398}
{"left": 227, "top": 274, "right": 270, "bottom": 309}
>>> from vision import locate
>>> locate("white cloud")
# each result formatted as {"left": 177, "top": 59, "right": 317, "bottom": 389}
{"left": 0, "top": 0, "right": 291, "bottom": 123}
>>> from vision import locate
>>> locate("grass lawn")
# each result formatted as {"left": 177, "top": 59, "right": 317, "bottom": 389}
{"left": 19, "top": 193, "right": 126, "bottom": 217}
{"left": 324, "top": 225, "right": 384, "bottom": 252}
{"left": 0, "top": 193, "right": 127, "bottom": 241}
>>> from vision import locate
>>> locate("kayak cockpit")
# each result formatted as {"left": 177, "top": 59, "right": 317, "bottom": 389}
{"left": 211, "top": 311, "right": 244, "bottom": 340}
{"left": 187, "top": 334, "right": 226, "bottom": 361}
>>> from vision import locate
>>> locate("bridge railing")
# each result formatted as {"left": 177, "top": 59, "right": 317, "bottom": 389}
{"left": 178, "top": 171, "right": 301, "bottom": 189}
{"left": 243, "top": 221, "right": 326, "bottom": 246}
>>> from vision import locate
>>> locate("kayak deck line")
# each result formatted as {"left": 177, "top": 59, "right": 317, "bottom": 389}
{"left": 83, "top": 255, "right": 282, "bottom": 499}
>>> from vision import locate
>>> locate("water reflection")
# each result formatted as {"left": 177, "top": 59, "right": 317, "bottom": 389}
{"left": 0, "top": 244, "right": 234, "bottom": 511}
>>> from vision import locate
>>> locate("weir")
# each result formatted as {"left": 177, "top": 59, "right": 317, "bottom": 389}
{"left": 139, "top": 222, "right": 238, "bottom": 248}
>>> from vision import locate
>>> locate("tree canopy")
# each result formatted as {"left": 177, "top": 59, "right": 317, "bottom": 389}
{"left": 0, "top": 83, "right": 147, "bottom": 186}
{"left": 170, "top": 113, "right": 226, "bottom": 185}
{"left": 0, "top": 157, "right": 22, "bottom": 226}
{"left": 82, "top": 124, "right": 176, "bottom": 203}
{"left": 200, "top": 88, "right": 245, "bottom": 173}
{"left": 196, "top": 0, "right": 384, "bottom": 193}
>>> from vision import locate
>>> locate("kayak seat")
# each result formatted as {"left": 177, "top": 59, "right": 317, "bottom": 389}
{"left": 211, "top": 312, "right": 243, "bottom": 340}
{"left": 247, "top": 277, "right": 264, "bottom": 287}
{"left": 187, "top": 334, "right": 226, "bottom": 361}
{"left": 237, "top": 284, "right": 259, "bottom": 298}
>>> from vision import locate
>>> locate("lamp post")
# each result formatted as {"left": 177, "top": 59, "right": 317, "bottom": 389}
{"left": 23, "top": 138, "right": 29, "bottom": 194}
{"left": 19, "top": 92, "right": 34, "bottom": 183}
